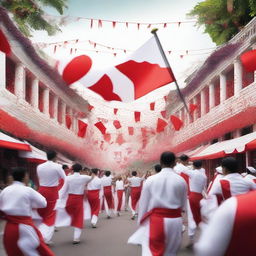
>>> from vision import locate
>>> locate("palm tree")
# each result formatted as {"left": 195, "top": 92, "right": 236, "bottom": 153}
{"left": 1, "top": 0, "right": 67, "bottom": 37}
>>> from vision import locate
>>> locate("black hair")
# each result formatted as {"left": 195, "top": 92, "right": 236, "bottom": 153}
{"left": 193, "top": 160, "right": 203, "bottom": 169}
{"left": 160, "top": 151, "right": 176, "bottom": 167}
{"left": 105, "top": 171, "right": 111, "bottom": 176}
{"left": 131, "top": 171, "right": 137, "bottom": 176}
{"left": 11, "top": 167, "right": 27, "bottom": 182}
{"left": 91, "top": 168, "right": 98, "bottom": 175}
{"left": 62, "top": 164, "right": 68, "bottom": 170}
{"left": 72, "top": 163, "right": 82, "bottom": 172}
{"left": 180, "top": 154, "right": 189, "bottom": 162}
{"left": 47, "top": 150, "right": 57, "bottom": 160}
{"left": 154, "top": 164, "right": 162, "bottom": 173}
{"left": 221, "top": 157, "right": 239, "bottom": 173}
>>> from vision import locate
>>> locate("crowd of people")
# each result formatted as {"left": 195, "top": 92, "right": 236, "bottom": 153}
{"left": 0, "top": 149, "right": 256, "bottom": 256}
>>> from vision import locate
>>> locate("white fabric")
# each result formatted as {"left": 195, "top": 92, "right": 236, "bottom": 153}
{"left": 18, "top": 224, "right": 40, "bottom": 256}
{"left": 37, "top": 161, "right": 66, "bottom": 187}
{"left": 216, "top": 166, "right": 223, "bottom": 174}
{"left": 63, "top": 173, "right": 91, "bottom": 195}
{"left": 195, "top": 197, "right": 237, "bottom": 256}
{"left": 174, "top": 163, "right": 189, "bottom": 175}
{"left": 38, "top": 224, "right": 54, "bottom": 243}
{"left": 74, "top": 228, "right": 82, "bottom": 240}
{"left": 207, "top": 173, "right": 223, "bottom": 195}
{"left": 244, "top": 174, "right": 256, "bottom": 182}
{"left": 91, "top": 215, "right": 98, "bottom": 225}
{"left": 0, "top": 182, "right": 46, "bottom": 216}
{"left": 101, "top": 176, "right": 113, "bottom": 187}
{"left": 184, "top": 169, "right": 207, "bottom": 193}
{"left": 87, "top": 176, "right": 102, "bottom": 190}
{"left": 116, "top": 180, "right": 124, "bottom": 190}
{"left": 128, "top": 168, "right": 187, "bottom": 256}
{"left": 127, "top": 176, "right": 143, "bottom": 187}
{"left": 209, "top": 173, "right": 256, "bottom": 196}
{"left": 247, "top": 166, "right": 256, "bottom": 174}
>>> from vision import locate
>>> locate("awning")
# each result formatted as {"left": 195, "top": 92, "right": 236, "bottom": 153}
{"left": 0, "top": 132, "right": 31, "bottom": 151}
{"left": 19, "top": 142, "right": 47, "bottom": 163}
{"left": 191, "top": 131, "right": 256, "bottom": 160}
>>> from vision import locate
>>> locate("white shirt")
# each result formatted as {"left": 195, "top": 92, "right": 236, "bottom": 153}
{"left": 174, "top": 163, "right": 189, "bottom": 175}
{"left": 244, "top": 174, "right": 256, "bottom": 183}
{"left": 184, "top": 169, "right": 207, "bottom": 193}
{"left": 127, "top": 176, "right": 143, "bottom": 187}
{"left": 0, "top": 181, "right": 46, "bottom": 216}
{"left": 138, "top": 168, "right": 187, "bottom": 223}
{"left": 209, "top": 173, "right": 256, "bottom": 197}
{"left": 37, "top": 161, "right": 66, "bottom": 187}
{"left": 207, "top": 173, "right": 223, "bottom": 194}
{"left": 116, "top": 180, "right": 124, "bottom": 190}
{"left": 101, "top": 176, "right": 113, "bottom": 187}
{"left": 65, "top": 173, "right": 91, "bottom": 195}
{"left": 87, "top": 176, "right": 102, "bottom": 190}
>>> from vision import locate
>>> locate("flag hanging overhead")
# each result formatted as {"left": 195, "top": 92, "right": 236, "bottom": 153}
{"left": 60, "top": 36, "right": 175, "bottom": 102}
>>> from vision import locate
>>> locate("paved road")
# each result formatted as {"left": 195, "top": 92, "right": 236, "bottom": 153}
{"left": 0, "top": 212, "right": 194, "bottom": 256}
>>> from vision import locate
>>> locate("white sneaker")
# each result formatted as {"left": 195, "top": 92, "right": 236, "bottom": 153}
{"left": 73, "top": 239, "right": 80, "bottom": 244}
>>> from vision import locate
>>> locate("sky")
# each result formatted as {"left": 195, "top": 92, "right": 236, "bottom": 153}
{"left": 32, "top": 0, "right": 216, "bottom": 103}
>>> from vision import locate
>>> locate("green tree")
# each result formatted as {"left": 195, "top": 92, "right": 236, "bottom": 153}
{"left": 189, "top": 0, "right": 256, "bottom": 45}
{"left": 1, "top": 0, "right": 67, "bottom": 37}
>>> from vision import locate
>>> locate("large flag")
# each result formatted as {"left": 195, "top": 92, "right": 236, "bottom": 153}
{"left": 60, "top": 37, "right": 175, "bottom": 102}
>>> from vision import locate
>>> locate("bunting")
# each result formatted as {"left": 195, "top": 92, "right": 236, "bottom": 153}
{"left": 170, "top": 115, "right": 183, "bottom": 131}
{"left": 94, "top": 121, "right": 107, "bottom": 134}
{"left": 114, "top": 108, "right": 118, "bottom": 115}
{"left": 116, "top": 134, "right": 125, "bottom": 145}
{"left": 78, "top": 120, "right": 88, "bottom": 137}
{"left": 189, "top": 103, "right": 197, "bottom": 113}
{"left": 128, "top": 127, "right": 134, "bottom": 135}
{"left": 150, "top": 102, "right": 155, "bottom": 111}
{"left": 134, "top": 111, "right": 141, "bottom": 122}
{"left": 113, "top": 120, "right": 122, "bottom": 129}
{"left": 161, "top": 110, "right": 167, "bottom": 119}
{"left": 65, "top": 115, "right": 72, "bottom": 129}
{"left": 0, "top": 29, "right": 11, "bottom": 55}
{"left": 156, "top": 118, "right": 168, "bottom": 133}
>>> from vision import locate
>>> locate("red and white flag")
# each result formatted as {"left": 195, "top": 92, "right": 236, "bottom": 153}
{"left": 60, "top": 37, "right": 175, "bottom": 102}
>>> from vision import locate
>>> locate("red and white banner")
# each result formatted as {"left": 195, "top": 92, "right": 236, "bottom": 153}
{"left": 60, "top": 36, "right": 175, "bottom": 102}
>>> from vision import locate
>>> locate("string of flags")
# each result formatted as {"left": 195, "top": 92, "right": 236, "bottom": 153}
{"left": 43, "top": 14, "right": 197, "bottom": 30}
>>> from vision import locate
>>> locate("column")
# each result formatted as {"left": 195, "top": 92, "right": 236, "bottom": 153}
{"left": 61, "top": 101, "right": 66, "bottom": 126}
{"left": 252, "top": 45, "right": 256, "bottom": 82}
{"left": 209, "top": 83, "right": 215, "bottom": 110}
{"left": 53, "top": 96, "right": 58, "bottom": 120}
{"left": 72, "top": 109, "right": 78, "bottom": 133}
{"left": 31, "top": 78, "right": 39, "bottom": 109}
{"left": 220, "top": 72, "right": 227, "bottom": 103}
{"left": 200, "top": 89, "right": 206, "bottom": 116}
{"left": 0, "top": 52, "right": 6, "bottom": 89}
{"left": 42, "top": 88, "right": 49, "bottom": 116}
{"left": 234, "top": 59, "right": 242, "bottom": 96}
{"left": 14, "top": 63, "right": 25, "bottom": 99}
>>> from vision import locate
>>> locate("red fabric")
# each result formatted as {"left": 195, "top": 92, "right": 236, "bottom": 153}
{"left": 0, "top": 140, "right": 31, "bottom": 151}
{"left": 66, "top": 115, "right": 72, "bottom": 129}
{"left": 113, "top": 120, "right": 121, "bottom": 129}
{"left": 78, "top": 120, "right": 88, "bottom": 138}
{"left": 65, "top": 194, "right": 84, "bottom": 228}
{"left": 62, "top": 55, "right": 92, "bottom": 85}
{"left": 114, "top": 108, "right": 118, "bottom": 115}
{"left": 57, "top": 178, "right": 64, "bottom": 191}
{"left": 130, "top": 187, "right": 142, "bottom": 211}
{"left": 94, "top": 122, "right": 107, "bottom": 135}
{"left": 37, "top": 186, "right": 58, "bottom": 226}
{"left": 128, "top": 127, "right": 134, "bottom": 135}
{"left": 87, "top": 190, "right": 100, "bottom": 216}
{"left": 3, "top": 216, "right": 54, "bottom": 256}
{"left": 150, "top": 102, "right": 155, "bottom": 111}
{"left": 225, "top": 191, "right": 256, "bottom": 256}
{"left": 161, "top": 110, "right": 167, "bottom": 119}
{"left": 207, "top": 173, "right": 218, "bottom": 194}
{"left": 188, "top": 192, "right": 203, "bottom": 225}
{"left": 0, "top": 29, "right": 11, "bottom": 55}
{"left": 103, "top": 186, "right": 114, "bottom": 209}
{"left": 156, "top": 118, "right": 168, "bottom": 133}
{"left": 103, "top": 133, "right": 111, "bottom": 142}
{"left": 116, "top": 134, "right": 125, "bottom": 145}
{"left": 140, "top": 208, "right": 182, "bottom": 256}
{"left": 117, "top": 190, "right": 124, "bottom": 211}
{"left": 134, "top": 111, "right": 141, "bottom": 122}
{"left": 189, "top": 103, "right": 197, "bottom": 113}
{"left": 170, "top": 115, "right": 183, "bottom": 131}
{"left": 180, "top": 172, "right": 190, "bottom": 194}
{"left": 240, "top": 49, "right": 256, "bottom": 73}
{"left": 88, "top": 104, "right": 94, "bottom": 111}
{"left": 220, "top": 180, "right": 232, "bottom": 200}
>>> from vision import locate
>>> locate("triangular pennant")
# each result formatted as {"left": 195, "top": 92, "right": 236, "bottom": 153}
{"left": 113, "top": 120, "right": 122, "bottom": 129}
{"left": 150, "top": 102, "right": 155, "bottom": 111}
{"left": 170, "top": 115, "right": 183, "bottom": 131}
{"left": 156, "top": 118, "right": 168, "bottom": 133}
{"left": 116, "top": 134, "right": 125, "bottom": 145}
{"left": 134, "top": 111, "right": 141, "bottom": 122}
{"left": 161, "top": 110, "right": 167, "bottom": 119}
{"left": 0, "top": 29, "right": 11, "bottom": 55}
{"left": 88, "top": 104, "right": 94, "bottom": 111}
{"left": 78, "top": 120, "right": 88, "bottom": 137}
{"left": 66, "top": 115, "right": 72, "bottom": 129}
{"left": 94, "top": 122, "right": 107, "bottom": 134}
{"left": 128, "top": 127, "right": 134, "bottom": 135}
{"left": 114, "top": 108, "right": 118, "bottom": 115}
{"left": 104, "top": 133, "right": 111, "bottom": 142}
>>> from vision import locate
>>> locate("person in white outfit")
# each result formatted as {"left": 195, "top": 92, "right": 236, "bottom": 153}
{"left": 244, "top": 166, "right": 256, "bottom": 183}
{"left": 128, "top": 151, "right": 187, "bottom": 256}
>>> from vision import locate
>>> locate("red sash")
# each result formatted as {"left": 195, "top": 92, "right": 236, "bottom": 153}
{"left": 180, "top": 172, "right": 190, "bottom": 194}
{"left": 207, "top": 173, "right": 218, "bottom": 194}
{"left": 188, "top": 192, "right": 203, "bottom": 225}
{"left": 87, "top": 190, "right": 100, "bottom": 216}
{"left": 117, "top": 190, "right": 124, "bottom": 211}
{"left": 220, "top": 180, "right": 232, "bottom": 200}
{"left": 3, "top": 215, "right": 54, "bottom": 256}
{"left": 37, "top": 186, "right": 59, "bottom": 226}
{"left": 225, "top": 191, "right": 256, "bottom": 256}
{"left": 103, "top": 186, "right": 114, "bottom": 209}
{"left": 65, "top": 194, "right": 84, "bottom": 228}
{"left": 130, "top": 186, "right": 142, "bottom": 211}
{"left": 140, "top": 208, "right": 182, "bottom": 256}
{"left": 253, "top": 179, "right": 256, "bottom": 184}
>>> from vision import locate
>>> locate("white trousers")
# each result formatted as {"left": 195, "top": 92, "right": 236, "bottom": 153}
{"left": 38, "top": 224, "right": 55, "bottom": 243}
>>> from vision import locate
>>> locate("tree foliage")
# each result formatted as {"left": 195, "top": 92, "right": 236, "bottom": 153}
{"left": 0, "top": 0, "right": 67, "bottom": 37}
{"left": 189, "top": 0, "right": 256, "bottom": 45}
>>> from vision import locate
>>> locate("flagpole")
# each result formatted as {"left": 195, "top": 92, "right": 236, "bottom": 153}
{"left": 151, "top": 28, "right": 191, "bottom": 117}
